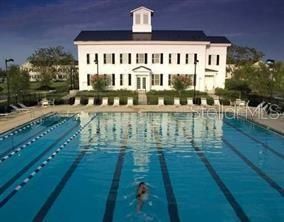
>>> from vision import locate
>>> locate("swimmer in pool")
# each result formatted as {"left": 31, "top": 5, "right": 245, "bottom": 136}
{"left": 136, "top": 182, "right": 148, "bottom": 212}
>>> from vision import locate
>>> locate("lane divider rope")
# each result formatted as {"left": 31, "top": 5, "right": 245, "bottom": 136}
{"left": 0, "top": 114, "right": 96, "bottom": 208}
{"left": 0, "top": 113, "right": 55, "bottom": 141}
{"left": 0, "top": 114, "right": 77, "bottom": 164}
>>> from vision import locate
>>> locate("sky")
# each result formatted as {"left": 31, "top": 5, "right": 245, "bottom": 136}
{"left": 0, "top": 0, "right": 283, "bottom": 68}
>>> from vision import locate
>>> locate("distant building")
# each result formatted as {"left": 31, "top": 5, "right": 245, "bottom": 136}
{"left": 74, "top": 6, "right": 231, "bottom": 92}
{"left": 20, "top": 62, "right": 78, "bottom": 82}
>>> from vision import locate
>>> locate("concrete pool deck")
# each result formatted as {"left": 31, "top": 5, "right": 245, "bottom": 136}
{"left": 0, "top": 105, "right": 283, "bottom": 135}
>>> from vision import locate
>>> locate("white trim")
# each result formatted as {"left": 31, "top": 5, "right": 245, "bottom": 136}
{"left": 130, "top": 6, "right": 154, "bottom": 14}
{"left": 74, "top": 41, "right": 211, "bottom": 46}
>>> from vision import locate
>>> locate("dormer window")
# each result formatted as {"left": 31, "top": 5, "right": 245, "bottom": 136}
{"left": 135, "top": 14, "right": 141, "bottom": 24}
{"left": 143, "top": 14, "right": 149, "bottom": 24}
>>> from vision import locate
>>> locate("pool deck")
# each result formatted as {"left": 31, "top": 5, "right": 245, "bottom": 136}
{"left": 0, "top": 105, "right": 283, "bottom": 135}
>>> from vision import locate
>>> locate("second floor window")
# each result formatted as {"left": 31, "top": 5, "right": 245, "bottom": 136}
{"left": 136, "top": 53, "right": 147, "bottom": 64}
{"left": 104, "top": 53, "right": 115, "bottom": 64}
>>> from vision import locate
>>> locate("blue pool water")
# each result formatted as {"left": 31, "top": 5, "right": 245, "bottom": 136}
{"left": 0, "top": 112, "right": 283, "bottom": 222}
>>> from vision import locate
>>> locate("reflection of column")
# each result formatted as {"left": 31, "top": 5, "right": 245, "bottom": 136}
{"left": 132, "top": 113, "right": 150, "bottom": 173}
{"left": 79, "top": 112, "right": 90, "bottom": 145}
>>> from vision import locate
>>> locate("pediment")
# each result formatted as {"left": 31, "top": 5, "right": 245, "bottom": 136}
{"left": 132, "top": 66, "right": 152, "bottom": 73}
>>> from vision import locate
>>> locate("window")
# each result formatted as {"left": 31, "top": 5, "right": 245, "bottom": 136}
{"left": 185, "top": 53, "right": 195, "bottom": 64}
{"left": 217, "top": 55, "right": 220, "bottom": 65}
{"left": 143, "top": 14, "right": 149, "bottom": 24}
{"left": 94, "top": 54, "right": 98, "bottom": 63}
{"left": 120, "top": 74, "right": 123, "bottom": 86}
{"left": 169, "top": 53, "right": 180, "bottom": 64}
{"left": 120, "top": 53, "right": 131, "bottom": 64}
{"left": 136, "top": 53, "right": 147, "bottom": 64}
{"left": 87, "top": 74, "right": 91, "bottom": 86}
{"left": 128, "top": 74, "right": 131, "bottom": 86}
{"left": 194, "top": 53, "right": 198, "bottom": 63}
{"left": 112, "top": 74, "right": 115, "bottom": 86}
{"left": 152, "top": 74, "right": 160, "bottom": 86}
{"left": 160, "top": 74, "right": 163, "bottom": 86}
{"left": 168, "top": 74, "right": 172, "bottom": 86}
{"left": 135, "top": 14, "right": 141, "bottom": 24}
{"left": 152, "top": 53, "right": 163, "bottom": 64}
{"left": 86, "top": 54, "right": 90, "bottom": 64}
{"left": 104, "top": 53, "right": 115, "bottom": 64}
{"left": 208, "top": 54, "right": 219, "bottom": 65}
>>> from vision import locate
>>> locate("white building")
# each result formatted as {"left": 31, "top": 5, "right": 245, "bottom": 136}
{"left": 74, "top": 6, "right": 231, "bottom": 92}
{"left": 20, "top": 62, "right": 77, "bottom": 82}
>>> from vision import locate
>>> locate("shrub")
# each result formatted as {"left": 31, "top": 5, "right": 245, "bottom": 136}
{"left": 172, "top": 75, "right": 192, "bottom": 94}
{"left": 206, "top": 96, "right": 214, "bottom": 105}
{"left": 91, "top": 74, "right": 110, "bottom": 92}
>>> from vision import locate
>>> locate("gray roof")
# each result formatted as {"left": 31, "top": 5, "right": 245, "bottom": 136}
{"left": 74, "top": 30, "right": 230, "bottom": 44}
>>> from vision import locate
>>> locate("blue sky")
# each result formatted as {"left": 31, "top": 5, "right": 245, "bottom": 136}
{"left": 0, "top": 0, "right": 283, "bottom": 68}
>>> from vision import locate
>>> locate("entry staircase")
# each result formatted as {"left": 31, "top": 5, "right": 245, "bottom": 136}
{"left": 138, "top": 90, "right": 147, "bottom": 105}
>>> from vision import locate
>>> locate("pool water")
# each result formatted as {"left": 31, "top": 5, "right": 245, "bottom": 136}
{"left": 0, "top": 112, "right": 283, "bottom": 222}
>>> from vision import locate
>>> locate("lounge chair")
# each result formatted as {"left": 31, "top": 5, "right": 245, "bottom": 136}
{"left": 73, "top": 97, "right": 81, "bottom": 106}
{"left": 127, "top": 97, "right": 133, "bottom": 106}
{"left": 0, "top": 112, "right": 16, "bottom": 120}
{"left": 174, "top": 97, "right": 180, "bottom": 106}
{"left": 256, "top": 101, "right": 265, "bottom": 109}
{"left": 235, "top": 99, "right": 247, "bottom": 107}
{"left": 101, "top": 97, "right": 108, "bottom": 106}
{"left": 214, "top": 99, "right": 220, "bottom": 106}
{"left": 187, "top": 98, "right": 193, "bottom": 105}
{"left": 48, "top": 99, "right": 55, "bottom": 106}
{"left": 201, "top": 98, "right": 207, "bottom": 106}
{"left": 18, "top": 103, "right": 33, "bottom": 109}
{"left": 40, "top": 99, "right": 49, "bottom": 107}
{"left": 9, "top": 104, "right": 29, "bottom": 112}
{"left": 158, "top": 97, "right": 164, "bottom": 106}
{"left": 87, "top": 97, "right": 94, "bottom": 106}
{"left": 113, "top": 97, "right": 120, "bottom": 106}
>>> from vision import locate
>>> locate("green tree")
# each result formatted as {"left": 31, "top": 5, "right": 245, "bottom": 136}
{"left": 172, "top": 75, "right": 192, "bottom": 95}
{"left": 8, "top": 65, "right": 30, "bottom": 96}
{"left": 91, "top": 74, "right": 110, "bottom": 92}
{"left": 227, "top": 44, "right": 264, "bottom": 65}
{"left": 28, "top": 46, "right": 75, "bottom": 88}
{"left": 225, "top": 79, "right": 251, "bottom": 99}
{"left": 228, "top": 61, "right": 284, "bottom": 98}
{"left": 0, "top": 68, "right": 6, "bottom": 84}
{"left": 271, "top": 62, "right": 284, "bottom": 97}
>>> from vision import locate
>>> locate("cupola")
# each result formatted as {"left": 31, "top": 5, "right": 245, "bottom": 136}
{"left": 130, "top": 6, "right": 154, "bottom": 33}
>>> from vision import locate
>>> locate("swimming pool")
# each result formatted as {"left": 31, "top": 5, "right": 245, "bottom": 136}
{"left": 0, "top": 112, "right": 283, "bottom": 221}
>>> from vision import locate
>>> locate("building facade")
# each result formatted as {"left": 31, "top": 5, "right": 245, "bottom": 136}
{"left": 20, "top": 62, "right": 77, "bottom": 82}
{"left": 74, "top": 6, "right": 231, "bottom": 92}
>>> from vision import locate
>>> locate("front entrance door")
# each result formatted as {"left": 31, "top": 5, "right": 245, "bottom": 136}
{"left": 137, "top": 77, "right": 146, "bottom": 90}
